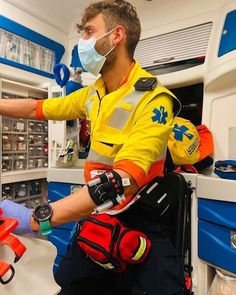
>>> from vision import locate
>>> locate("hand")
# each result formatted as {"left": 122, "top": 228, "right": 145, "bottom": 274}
{"left": 0, "top": 199, "right": 34, "bottom": 235}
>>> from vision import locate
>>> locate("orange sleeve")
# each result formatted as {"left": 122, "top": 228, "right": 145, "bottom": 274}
{"left": 113, "top": 159, "right": 146, "bottom": 187}
{"left": 197, "top": 124, "right": 214, "bottom": 161}
{"left": 35, "top": 100, "right": 45, "bottom": 120}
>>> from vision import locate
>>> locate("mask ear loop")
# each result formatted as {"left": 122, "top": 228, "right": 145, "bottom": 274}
{"left": 96, "top": 27, "right": 116, "bottom": 41}
{"left": 96, "top": 28, "right": 117, "bottom": 57}
{"left": 104, "top": 45, "right": 116, "bottom": 57}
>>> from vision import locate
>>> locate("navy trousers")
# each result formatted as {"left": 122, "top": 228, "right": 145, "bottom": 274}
{"left": 55, "top": 220, "right": 185, "bottom": 295}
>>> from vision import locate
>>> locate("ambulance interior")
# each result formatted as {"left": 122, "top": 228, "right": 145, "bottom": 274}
{"left": 1, "top": 0, "right": 236, "bottom": 294}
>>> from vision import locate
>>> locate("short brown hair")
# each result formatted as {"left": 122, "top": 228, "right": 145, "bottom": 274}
{"left": 77, "top": 0, "right": 141, "bottom": 58}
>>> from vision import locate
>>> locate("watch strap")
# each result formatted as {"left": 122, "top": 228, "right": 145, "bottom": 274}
{"left": 39, "top": 220, "right": 52, "bottom": 235}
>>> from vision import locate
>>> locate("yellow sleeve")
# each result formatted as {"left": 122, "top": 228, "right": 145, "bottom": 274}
{"left": 42, "top": 86, "right": 91, "bottom": 120}
{"left": 114, "top": 93, "right": 174, "bottom": 175}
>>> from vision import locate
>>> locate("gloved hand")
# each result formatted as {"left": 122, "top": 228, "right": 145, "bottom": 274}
{"left": 0, "top": 199, "right": 34, "bottom": 235}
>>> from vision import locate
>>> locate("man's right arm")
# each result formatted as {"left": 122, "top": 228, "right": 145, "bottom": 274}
{"left": 0, "top": 98, "right": 38, "bottom": 119}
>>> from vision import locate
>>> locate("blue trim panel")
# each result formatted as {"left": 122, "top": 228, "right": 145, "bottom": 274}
{"left": 0, "top": 57, "right": 53, "bottom": 78}
{"left": 0, "top": 15, "right": 65, "bottom": 77}
{"left": 218, "top": 10, "right": 236, "bottom": 57}
{"left": 198, "top": 198, "right": 236, "bottom": 229}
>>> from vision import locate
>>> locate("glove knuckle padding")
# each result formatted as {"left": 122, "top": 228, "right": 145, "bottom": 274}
{"left": 87, "top": 171, "right": 124, "bottom": 206}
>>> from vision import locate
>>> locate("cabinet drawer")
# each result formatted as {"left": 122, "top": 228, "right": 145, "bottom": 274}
{"left": 198, "top": 219, "right": 236, "bottom": 274}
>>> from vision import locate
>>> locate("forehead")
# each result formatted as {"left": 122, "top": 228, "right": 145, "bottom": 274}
{"left": 85, "top": 13, "right": 106, "bottom": 31}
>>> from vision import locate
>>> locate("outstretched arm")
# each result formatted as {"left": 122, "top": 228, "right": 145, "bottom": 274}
{"left": 29, "top": 169, "right": 137, "bottom": 231}
{"left": 0, "top": 99, "right": 38, "bottom": 118}
{"left": 0, "top": 169, "right": 137, "bottom": 234}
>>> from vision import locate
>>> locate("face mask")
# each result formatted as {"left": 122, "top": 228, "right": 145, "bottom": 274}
{"left": 77, "top": 28, "right": 116, "bottom": 76}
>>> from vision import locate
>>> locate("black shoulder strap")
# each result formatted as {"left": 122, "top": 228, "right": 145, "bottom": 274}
{"left": 164, "top": 147, "right": 175, "bottom": 173}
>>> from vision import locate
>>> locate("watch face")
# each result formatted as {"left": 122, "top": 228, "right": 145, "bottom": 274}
{"left": 34, "top": 204, "right": 52, "bottom": 222}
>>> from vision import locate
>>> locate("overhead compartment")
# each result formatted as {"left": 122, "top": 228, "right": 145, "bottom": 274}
{"left": 134, "top": 22, "right": 213, "bottom": 75}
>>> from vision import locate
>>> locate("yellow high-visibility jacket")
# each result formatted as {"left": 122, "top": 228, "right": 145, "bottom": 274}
{"left": 36, "top": 61, "right": 180, "bottom": 193}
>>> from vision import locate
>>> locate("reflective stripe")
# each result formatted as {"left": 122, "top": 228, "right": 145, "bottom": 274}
{"left": 86, "top": 87, "right": 96, "bottom": 114}
{"left": 108, "top": 85, "right": 180, "bottom": 130}
{"left": 132, "top": 236, "right": 147, "bottom": 261}
{"left": 108, "top": 89, "right": 145, "bottom": 129}
{"left": 156, "top": 149, "right": 166, "bottom": 161}
{"left": 87, "top": 149, "right": 114, "bottom": 166}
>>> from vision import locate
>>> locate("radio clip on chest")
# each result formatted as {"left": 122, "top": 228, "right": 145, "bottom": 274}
{"left": 134, "top": 77, "right": 158, "bottom": 91}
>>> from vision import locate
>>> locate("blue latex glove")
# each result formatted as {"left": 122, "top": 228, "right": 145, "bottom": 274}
{"left": 0, "top": 199, "right": 34, "bottom": 235}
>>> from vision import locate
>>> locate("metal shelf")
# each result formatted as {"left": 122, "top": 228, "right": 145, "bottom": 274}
{"left": 1, "top": 169, "right": 48, "bottom": 184}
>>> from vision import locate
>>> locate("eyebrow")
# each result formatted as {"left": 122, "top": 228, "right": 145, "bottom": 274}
{"left": 84, "top": 25, "right": 96, "bottom": 31}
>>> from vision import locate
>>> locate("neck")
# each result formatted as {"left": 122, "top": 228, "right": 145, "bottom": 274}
{"left": 101, "top": 53, "right": 133, "bottom": 93}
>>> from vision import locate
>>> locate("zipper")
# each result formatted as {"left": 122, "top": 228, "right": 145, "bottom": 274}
{"left": 81, "top": 217, "right": 121, "bottom": 252}
{"left": 77, "top": 235, "right": 121, "bottom": 270}
{"left": 96, "top": 90, "right": 103, "bottom": 116}
{"left": 85, "top": 216, "right": 114, "bottom": 230}
{"left": 77, "top": 235, "right": 112, "bottom": 259}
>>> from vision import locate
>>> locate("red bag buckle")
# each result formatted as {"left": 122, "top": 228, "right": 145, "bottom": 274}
{"left": 185, "top": 276, "right": 192, "bottom": 290}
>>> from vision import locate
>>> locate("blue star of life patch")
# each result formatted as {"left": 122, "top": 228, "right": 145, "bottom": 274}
{"left": 152, "top": 106, "right": 168, "bottom": 124}
{"left": 173, "top": 124, "right": 193, "bottom": 141}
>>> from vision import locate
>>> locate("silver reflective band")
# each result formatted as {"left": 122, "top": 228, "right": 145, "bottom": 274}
{"left": 86, "top": 87, "right": 96, "bottom": 114}
{"left": 87, "top": 149, "right": 114, "bottom": 166}
{"left": 108, "top": 90, "right": 146, "bottom": 129}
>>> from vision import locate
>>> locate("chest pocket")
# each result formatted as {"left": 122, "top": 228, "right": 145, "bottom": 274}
{"left": 95, "top": 91, "right": 148, "bottom": 148}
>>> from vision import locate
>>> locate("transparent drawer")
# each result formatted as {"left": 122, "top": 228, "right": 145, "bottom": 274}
{"left": 2, "top": 184, "right": 14, "bottom": 200}
{"left": 35, "top": 122, "right": 43, "bottom": 133}
{"left": 35, "top": 146, "right": 44, "bottom": 156}
{"left": 29, "top": 180, "right": 42, "bottom": 196}
{"left": 28, "top": 198, "right": 41, "bottom": 209}
{"left": 28, "top": 120, "right": 35, "bottom": 132}
{"left": 28, "top": 134, "right": 35, "bottom": 144}
{"left": 28, "top": 158, "right": 35, "bottom": 169}
{"left": 34, "top": 157, "right": 44, "bottom": 168}
{"left": 2, "top": 134, "right": 12, "bottom": 151}
{"left": 2, "top": 155, "right": 13, "bottom": 172}
{"left": 13, "top": 154, "right": 27, "bottom": 170}
{"left": 13, "top": 118, "right": 26, "bottom": 132}
{"left": 34, "top": 134, "right": 43, "bottom": 144}
{"left": 29, "top": 146, "right": 35, "bottom": 157}
{"left": 2, "top": 117, "right": 13, "bottom": 131}
{"left": 15, "top": 182, "right": 28, "bottom": 199}
{"left": 12, "top": 134, "right": 27, "bottom": 151}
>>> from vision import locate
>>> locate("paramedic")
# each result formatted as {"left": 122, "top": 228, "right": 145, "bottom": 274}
{"left": 0, "top": 0, "right": 185, "bottom": 294}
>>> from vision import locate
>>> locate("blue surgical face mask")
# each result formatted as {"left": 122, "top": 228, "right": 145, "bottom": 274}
{"left": 77, "top": 28, "right": 116, "bottom": 76}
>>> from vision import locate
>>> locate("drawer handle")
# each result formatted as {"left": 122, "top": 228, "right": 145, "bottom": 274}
{"left": 230, "top": 231, "right": 236, "bottom": 249}
{"left": 153, "top": 57, "right": 175, "bottom": 64}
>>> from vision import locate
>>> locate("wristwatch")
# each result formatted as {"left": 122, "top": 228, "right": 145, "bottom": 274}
{"left": 33, "top": 203, "right": 53, "bottom": 235}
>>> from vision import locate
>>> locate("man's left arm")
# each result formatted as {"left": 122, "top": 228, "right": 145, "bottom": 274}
{"left": 113, "top": 93, "right": 174, "bottom": 188}
{"left": 0, "top": 94, "right": 174, "bottom": 233}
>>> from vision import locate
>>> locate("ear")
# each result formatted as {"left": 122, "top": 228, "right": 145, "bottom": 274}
{"left": 112, "top": 26, "right": 125, "bottom": 46}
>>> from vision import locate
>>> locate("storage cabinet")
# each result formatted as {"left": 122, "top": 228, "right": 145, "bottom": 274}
{"left": 48, "top": 181, "right": 84, "bottom": 273}
{"left": 0, "top": 78, "right": 49, "bottom": 208}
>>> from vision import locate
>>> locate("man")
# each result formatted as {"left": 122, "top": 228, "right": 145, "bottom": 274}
{"left": 0, "top": 1, "right": 185, "bottom": 294}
